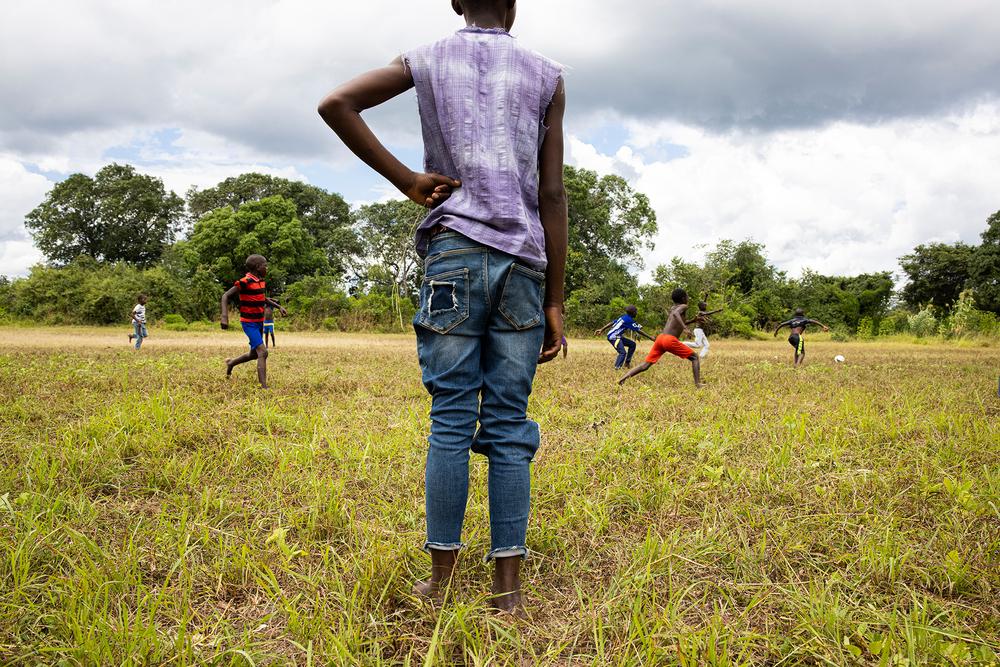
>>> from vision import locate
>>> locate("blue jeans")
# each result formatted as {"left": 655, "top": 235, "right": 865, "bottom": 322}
{"left": 414, "top": 231, "right": 545, "bottom": 561}
{"left": 133, "top": 322, "right": 147, "bottom": 349}
{"left": 612, "top": 336, "right": 636, "bottom": 369}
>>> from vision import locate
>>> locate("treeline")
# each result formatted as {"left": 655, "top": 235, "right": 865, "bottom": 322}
{"left": 1, "top": 162, "right": 998, "bottom": 339}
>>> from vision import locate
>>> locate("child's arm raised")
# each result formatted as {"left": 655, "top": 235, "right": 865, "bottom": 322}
{"left": 809, "top": 318, "right": 830, "bottom": 332}
{"left": 537, "top": 78, "right": 568, "bottom": 364}
{"left": 773, "top": 319, "right": 792, "bottom": 336}
{"left": 220, "top": 285, "right": 239, "bottom": 330}
{"left": 318, "top": 57, "right": 460, "bottom": 208}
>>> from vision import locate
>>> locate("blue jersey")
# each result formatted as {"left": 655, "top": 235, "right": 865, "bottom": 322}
{"left": 607, "top": 314, "right": 642, "bottom": 341}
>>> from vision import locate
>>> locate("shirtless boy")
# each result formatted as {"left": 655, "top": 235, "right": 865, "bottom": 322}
{"left": 618, "top": 288, "right": 702, "bottom": 388}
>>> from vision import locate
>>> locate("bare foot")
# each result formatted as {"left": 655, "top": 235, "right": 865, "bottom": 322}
{"left": 224, "top": 359, "right": 234, "bottom": 377}
{"left": 489, "top": 588, "right": 526, "bottom": 617}
{"left": 490, "top": 555, "right": 525, "bottom": 617}
{"left": 412, "top": 579, "right": 444, "bottom": 602}
{"left": 413, "top": 549, "right": 458, "bottom": 603}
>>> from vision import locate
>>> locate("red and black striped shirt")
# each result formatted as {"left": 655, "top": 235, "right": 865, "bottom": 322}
{"left": 236, "top": 272, "right": 266, "bottom": 323}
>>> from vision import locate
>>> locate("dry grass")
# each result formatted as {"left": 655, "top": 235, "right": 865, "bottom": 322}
{"left": 1, "top": 327, "right": 998, "bottom": 665}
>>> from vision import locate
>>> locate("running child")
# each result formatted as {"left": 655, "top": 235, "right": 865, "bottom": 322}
{"left": 263, "top": 303, "right": 278, "bottom": 348}
{"left": 773, "top": 308, "right": 829, "bottom": 366}
{"left": 595, "top": 305, "right": 654, "bottom": 369}
{"left": 318, "top": 0, "right": 567, "bottom": 614}
{"left": 127, "top": 294, "right": 148, "bottom": 350}
{"left": 220, "top": 254, "right": 287, "bottom": 388}
{"left": 618, "top": 288, "right": 703, "bottom": 388}
{"left": 683, "top": 301, "right": 723, "bottom": 359}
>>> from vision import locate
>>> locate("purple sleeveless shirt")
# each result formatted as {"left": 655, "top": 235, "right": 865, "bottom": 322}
{"left": 404, "top": 27, "right": 563, "bottom": 271}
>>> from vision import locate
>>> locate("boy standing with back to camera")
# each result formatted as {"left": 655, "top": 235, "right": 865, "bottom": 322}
{"left": 319, "top": 0, "right": 566, "bottom": 614}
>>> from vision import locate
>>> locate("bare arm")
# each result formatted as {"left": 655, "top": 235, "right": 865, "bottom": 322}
{"left": 637, "top": 328, "right": 656, "bottom": 342}
{"left": 809, "top": 319, "right": 830, "bottom": 332}
{"left": 595, "top": 320, "right": 615, "bottom": 336}
{"left": 220, "top": 285, "right": 239, "bottom": 329}
{"left": 318, "top": 56, "right": 460, "bottom": 207}
{"left": 537, "top": 78, "right": 568, "bottom": 364}
{"left": 265, "top": 297, "right": 287, "bottom": 316}
{"left": 773, "top": 319, "right": 792, "bottom": 336}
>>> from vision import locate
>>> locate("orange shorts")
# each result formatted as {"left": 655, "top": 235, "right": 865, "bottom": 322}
{"left": 645, "top": 334, "right": 694, "bottom": 363}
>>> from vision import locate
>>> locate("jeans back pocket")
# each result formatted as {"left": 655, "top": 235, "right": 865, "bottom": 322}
{"left": 498, "top": 264, "right": 544, "bottom": 330}
{"left": 416, "top": 267, "right": 471, "bottom": 334}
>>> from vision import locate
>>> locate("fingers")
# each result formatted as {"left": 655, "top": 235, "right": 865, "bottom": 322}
{"left": 537, "top": 345, "right": 560, "bottom": 364}
{"left": 431, "top": 174, "right": 461, "bottom": 188}
{"left": 537, "top": 337, "right": 561, "bottom": 364}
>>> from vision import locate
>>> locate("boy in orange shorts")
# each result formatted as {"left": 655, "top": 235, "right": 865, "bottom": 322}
{"left": 618, "top": 288, "right": 703, "bottom": 388}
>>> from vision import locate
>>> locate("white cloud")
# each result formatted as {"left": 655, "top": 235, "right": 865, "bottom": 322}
{"left": 2, "top": 1, "right": 999, "bottom": 279}
{"left": 0, "top": 157, "right": 50, "bottom": 276}
{"left": 568, "top": 103, "right": 1000, "bottom": 279}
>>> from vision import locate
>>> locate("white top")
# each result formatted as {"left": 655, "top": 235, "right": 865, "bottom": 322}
{"left": 132, "top": 303, "right": 146, "bottom": 323}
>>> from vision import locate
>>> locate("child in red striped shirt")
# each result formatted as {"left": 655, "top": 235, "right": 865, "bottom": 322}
{"left": 220, "top": 254, "right": 286, "bottom": 388}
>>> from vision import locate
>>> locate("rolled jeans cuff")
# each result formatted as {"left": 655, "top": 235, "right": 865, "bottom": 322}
{"left": 483, "top": 545, "right": 528, "bottom": 563}
{"left": 423, "top": 541, "right": 464, "bottom": 553}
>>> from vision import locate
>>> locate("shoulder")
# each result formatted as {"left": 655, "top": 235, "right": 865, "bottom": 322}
{"left": 403, "top": 34, "right": 456, "bottom": 68}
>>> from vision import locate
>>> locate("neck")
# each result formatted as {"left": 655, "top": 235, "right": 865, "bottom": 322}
{"left": 464, "top": 9, "right": 508, "bottom": 30}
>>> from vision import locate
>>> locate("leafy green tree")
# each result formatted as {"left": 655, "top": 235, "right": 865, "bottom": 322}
{"left": 350, "top": 199, "right": 426, "bottom": 329}
{"left": 899, "top": 242, "right": 974, "bottom": 310}
{"left": 181, "top": 195, "right": 327, "bottom": 291}
{"left": 969, "top": 210, "right": 1000, "bottom": 314}
{"left": 564, "top": 165, "right": 657, "bottom": 295}
{"left": 25, "top": 164, "right": 183, "bottom": 267}
{"left": 187, "top": 173, "right": 357, "bottom": 274}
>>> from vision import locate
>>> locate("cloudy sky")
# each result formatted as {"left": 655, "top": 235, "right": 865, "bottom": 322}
{"left": 2, "top": 0, "right": 999, "bottom": 279}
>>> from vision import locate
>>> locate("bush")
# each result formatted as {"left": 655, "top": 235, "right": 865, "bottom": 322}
{"left": 830, "top": 329, "right": 851, "bottom": 342}
{"left": 908, "top": 307, "right": 938, "bottom": 338}
{"left": 856, "top": 317, "right": 875, "bottom": 339}
{"left": 951, "top": 289, "right": 998, "bottom": 337}
{"left": 163, "top": 313, "right": 188, "bottom": 331}
{"left": 5, "top": 257, "right": 223, "bottom": 325}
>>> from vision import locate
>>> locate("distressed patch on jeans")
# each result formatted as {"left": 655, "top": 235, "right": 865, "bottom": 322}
{"left": 428, "top": 280, "right": 458, "bottom": 315}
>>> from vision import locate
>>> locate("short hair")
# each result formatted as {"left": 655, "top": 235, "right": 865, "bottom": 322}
{"left": 246, "top": 254, "right": 267, "bottom": 272}
{"left": 137, "top": 293, "right": 147, "bottom": 301}
{"left": 795, "top": 307, "right": 805, "bottom": 316}
{"left": 671, "top": 288, "right": 688, "bottom": 304}
{"left": 698, "top": 301, "right": 708, "bottom": 310}
{"left": 625, "top": 305, "right": 638, "bottom": 316}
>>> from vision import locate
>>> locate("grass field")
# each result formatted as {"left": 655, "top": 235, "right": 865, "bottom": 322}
{"left": 1, "top": 327, "right": 998, "bottom": 665}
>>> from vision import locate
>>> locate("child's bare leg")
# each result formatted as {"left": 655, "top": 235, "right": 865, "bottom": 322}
{"left": 618, "top": 361, "right": 653, "bottom": 385}
{"left": 413, "top": 548, "right": 459, "bottom": 601}
{"left": 255, "top": 344, "right": 268, "bottom": 388}
{"left": 690, "top": 355, "right": 703, "bottom": 387}
{"left": 226, "top": 349, "right": 257, "bottom": 376}
{"left": 491, "top": 555, "right": 525, "bottom": 616}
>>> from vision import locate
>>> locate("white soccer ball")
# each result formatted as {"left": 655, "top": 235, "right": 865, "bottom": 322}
{"left": 834, "top": 354, "right": 845, "bottom": 363}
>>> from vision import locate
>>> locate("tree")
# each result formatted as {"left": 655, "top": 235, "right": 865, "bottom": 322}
{"left": 187, "top": 173, "right": 358, "bottom": 274}
{"left": 350, "top": 200, "right": 426, "bottom": 329}
{"left": 564, "top": 165, "right": 658, "bottom": 296}
{"left": 969, "top": 210, "right": 1000, "bottom": 314}
{"left": 25, "top": 163, "right": 183, "bottom": 267}
{"left": 899, "top": 242, "right": 974, "bottom": 310}
{"left": 181, "top": 195, "right": 328, "bottom": 291}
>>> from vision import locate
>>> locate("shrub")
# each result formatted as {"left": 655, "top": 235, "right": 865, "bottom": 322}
{"left": 908, "top": 307, "right": 938, "bottom": 337}
{"left": 856, "top": 317, "right": 875, "bottom": 339}
{"left": 951, "top": 289, "right": 998, "bottom": 337}
{"left": 163, "top": 313, "right": 188, "bottom": 331}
